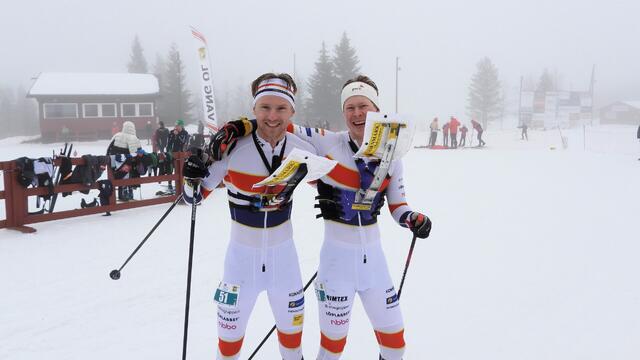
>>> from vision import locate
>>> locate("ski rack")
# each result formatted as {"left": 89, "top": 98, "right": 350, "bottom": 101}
{"left": 0, "top": 152, "right": 189, "bottom": 233}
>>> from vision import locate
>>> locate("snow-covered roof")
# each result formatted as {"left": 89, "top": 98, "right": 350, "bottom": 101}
{"left": 621, "top": 101, "right": 640, "bottom": 109}
{"left": 28, "top": 72, "right": 159, "bottom": 96}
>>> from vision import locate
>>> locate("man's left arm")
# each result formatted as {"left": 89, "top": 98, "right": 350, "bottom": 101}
{"left": 386, "top": 160, "right": 432, "bottom": 239}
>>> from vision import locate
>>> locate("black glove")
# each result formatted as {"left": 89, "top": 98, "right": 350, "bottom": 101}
{"left": 405, "top": 212, "right": 432, "bottom": 239}
{"left": 208, "top": 119, "right": 253, "bottom": 160}
{"left": 183, "top": 149, "right": 209, "bottom": 180}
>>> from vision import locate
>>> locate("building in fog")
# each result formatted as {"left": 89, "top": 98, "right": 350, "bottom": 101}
{"left": 599, "top": 101, "right": 640, "bottom": 126}
{"left": 27, "top": 72, "right": 159, "bottom": 141}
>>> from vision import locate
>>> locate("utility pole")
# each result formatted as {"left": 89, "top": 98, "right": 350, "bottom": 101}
{"left": 177, "top": 52, "right": 182, "bottom": 122}
{"left": 395, "top": 57, "right": 400, "bottom": 113}
{"left": 518, "top": 76, "right": 523, "bottom": 126}
{"left": 293, "top": 53, "right": 297, "bottom": 80}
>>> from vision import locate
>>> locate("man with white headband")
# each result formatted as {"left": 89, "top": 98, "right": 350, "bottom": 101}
{"left": 210, "top": 75, "right": 432, "bottom": 360}
{"left": 183, "top": 72, "right": 315, "bottom": 360}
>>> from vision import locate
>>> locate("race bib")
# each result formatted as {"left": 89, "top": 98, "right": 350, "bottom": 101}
{"left": 314, "top": 281, "right": 326, "bottom": 302}
{"left": 214, "top": 282, "right": 240, "bottom": 307}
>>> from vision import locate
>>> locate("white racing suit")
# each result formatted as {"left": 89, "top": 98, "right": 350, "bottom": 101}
{"left": 287, "top": 125, "right": 414, "bottom": 360}
{"left": 184, "top": 132, "right": 315, "bottom": 360}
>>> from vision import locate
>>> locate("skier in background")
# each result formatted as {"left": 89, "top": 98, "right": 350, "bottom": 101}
{"left": 471, "top": 119, "right": 486, "bottom": 147}
{"left": 637, "top": 123, "right": 640, "bottom": 160}
{"left": 459, "top": 124, "right": 468, "bottom": 147}
{"left": 154, "top": 121, "right": 169, "bottom": 153}
{"left": 442, "top": 120, "right": 450, "bottom": 147}
{"left": 520, "top": 121, "right": 529, "bottom": 140}
{"left": 428, "top": 117, "right": 439, "bottom": 147}
{"left": 449, "top": 116, "right": 460, "bottom": 149}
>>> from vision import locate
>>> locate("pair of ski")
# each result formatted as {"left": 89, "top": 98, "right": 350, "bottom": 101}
{"left": 29, "top": 143, "right": 73, "bottom": 215}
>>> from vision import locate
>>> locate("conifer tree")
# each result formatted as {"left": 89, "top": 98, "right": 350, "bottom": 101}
{"left": 332, "top": 32, "right": 361, "bottom": 88}
{"left": 307, "top": 42, "right": 340, "bottom": 129}
{"left": 467, "top": 57, "right": 502, "bottom": 129}
{"left": 159, "top": 44, "right": 193, "bottom": 124}
{"left": 127, "top": 35, "right": 148, "bottom": 74}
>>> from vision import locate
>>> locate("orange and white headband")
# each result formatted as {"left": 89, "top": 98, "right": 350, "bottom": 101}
{"left": 253, "top": 78, "right": 295, "bottom": 109}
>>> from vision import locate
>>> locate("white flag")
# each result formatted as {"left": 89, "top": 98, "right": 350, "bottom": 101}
{"left": 190, "top": 26, "right": 218, "bottom": 133}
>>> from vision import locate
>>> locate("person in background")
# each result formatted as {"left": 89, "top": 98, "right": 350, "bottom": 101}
{"left": 471, "top": 119, "right": 486, "bottom": 147}
{"left": 167, "top": 119, "right": 190, "bottom": 153}
{"left": 637, "top": 123, "right": 640, "bottom": 160}
{"left": 428, "top": 117, "right": 439, "bottom": 147}
{"left": 442, "top": 120, "right": 450, "bottom": 147}
{"left": 459, "top": 124, "right": 468, "bottom": 147}
{"left": 519, "top": 121, "right": 529, "bottom": 140}
{"left": 189, "top": 123, "right": 206, "bottom": 151}
{"left": 154, "top": 121, "right": 170, "bottom": 153}
{"left": 106, "top": 121, "right": 142, "bottom": 201}
{"left": 449, "top": 116, "right": 460, "bottom": 149}
{"left": 145, "top": 120, "right": 153, "bottom": 145}
{"left": 61, "top": 125, "right": 71, "bottom": 142}
{"left": 111, "top": 121, "right": 119, "bottom": 137}
{"left": 165, "top": 119, "right": 189, "bottom": 193}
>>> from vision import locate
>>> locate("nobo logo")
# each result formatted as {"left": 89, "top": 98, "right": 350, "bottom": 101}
{"left": 331, "top": 319, "right": 349, "bottom": 326}
{"left": 218, "top": 321, "right": 237, "bottom": 330}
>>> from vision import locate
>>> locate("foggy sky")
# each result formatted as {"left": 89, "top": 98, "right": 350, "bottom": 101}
{"left": 2, "top": 0, "right": 639, "bottom": 123}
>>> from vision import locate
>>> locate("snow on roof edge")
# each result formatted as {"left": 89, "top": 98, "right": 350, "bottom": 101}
{"left": 28, "top": 72, "right": 160, "bottom": 97}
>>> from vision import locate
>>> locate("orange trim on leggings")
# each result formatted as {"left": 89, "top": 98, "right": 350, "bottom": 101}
{"left": 320, "top": 332, "right": 347, "bottom": 354}
{"left": 219, "top": 337, "right": 244, "bottom": 357}
{"left": 374, "top": 329, "right": 405, "bottom": 349}
{"left": 277, "top": 330, "right": 302, "bottom": 349}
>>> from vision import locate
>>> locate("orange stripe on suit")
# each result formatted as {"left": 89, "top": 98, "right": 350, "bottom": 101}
{"left": 325, "top": 156, "right": 360, "bottom": 190}
{"left": 219, "top": 337, "right": 244, "bottom": 357}
{"left": 320, "top": 332, "right": 347, "bottom": 354}
{"left": 374, "top": 329, "right": 405, "bottom": 349}
{"left": 277, "top": 330, "right": 302, "bottom": 349}
{"left": 224, "top": 170, "right": 286, "bottom": 194}
{"left": 388, "top": 202, "right": 408, "bottom": 213}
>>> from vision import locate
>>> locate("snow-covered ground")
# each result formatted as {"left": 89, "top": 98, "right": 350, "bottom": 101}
{"left": 1, "top": 126, "right": 639, "bottom": 359}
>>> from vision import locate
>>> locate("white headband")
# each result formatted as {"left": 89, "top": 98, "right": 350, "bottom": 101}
{"left": 252, "top": 78, "right": 295, "bottom": 109}
{"left": 340, "top": 81, "right": 379, "bottom": 110}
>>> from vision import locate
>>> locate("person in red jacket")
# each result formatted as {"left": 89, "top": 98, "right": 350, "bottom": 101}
{"left": 442, "top": 121, "right": 450, "bottom": 147}
{"left": 471, "top": 119, "right": 486, "bottom": 147}
{"left": 448, "top": 116, "right": 460, "bottom": 148}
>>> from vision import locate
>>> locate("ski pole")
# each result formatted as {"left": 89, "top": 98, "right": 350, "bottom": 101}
{"left": 247, "top": 271, "right": 318, "bottom": 360}
{"left": 182, "top": 182, "right": 199, "bottom": 360}
{"left": 109, "top": 193, "right": 184, "bottom": 280}
{"left": 397, "top": 234, "right": 417, "bottom": 300}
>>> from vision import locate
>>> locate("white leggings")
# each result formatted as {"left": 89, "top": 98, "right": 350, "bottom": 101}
{"left": 314, "top": 239, "right": 405, "bottom": 360}
{"left": 215, "top": 240, "right": 305, "bottom": 360}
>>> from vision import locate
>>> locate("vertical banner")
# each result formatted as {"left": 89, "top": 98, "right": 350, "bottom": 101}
{"left": 190, "top": 26, "right": 219, "bottom": 133}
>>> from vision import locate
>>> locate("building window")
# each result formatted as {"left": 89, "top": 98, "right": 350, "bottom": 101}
{"left": 139, "top": 103, "right": 153, "bottom": 116}
{"left": 121, "top": 103, "right": 154, "bottom": 117}
{"left": 44, "top": 103, "right": 78, "bottom": 118}
{"left": 122, "top": 103, "right": 137, "bottom": 117}
{"left": 102, "top": 104, "right": 116, "bottom": 117}
{"left": 83, "top": 103, "right": 117, "bottom": 118}
{"left": 84, "top": 104, "right": 99, "bottom": 117}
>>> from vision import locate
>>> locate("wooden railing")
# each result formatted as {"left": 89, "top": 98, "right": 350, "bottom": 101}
{"left": 0, "top": 153, "right": 187, "bottom": 233}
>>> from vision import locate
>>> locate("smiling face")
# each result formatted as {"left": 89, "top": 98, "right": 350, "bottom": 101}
{"left": 253, "top": 95, "right": 294, "bottom": 146}
{"left": 343, "top": 95, "right": 378, "bottom": 144}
